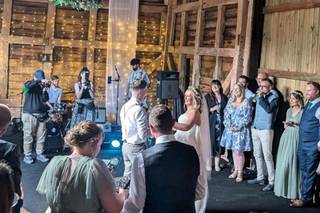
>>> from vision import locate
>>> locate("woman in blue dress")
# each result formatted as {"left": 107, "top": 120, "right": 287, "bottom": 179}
{"left": 220, "top": 83, "right": 252, "bottom": 182}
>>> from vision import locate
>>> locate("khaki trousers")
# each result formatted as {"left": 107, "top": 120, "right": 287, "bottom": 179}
{"left": 252, "top": 128, "right": 275, "bottom": 185}
{"left": 22, "top": 113, "right": 47, "bottom": 155}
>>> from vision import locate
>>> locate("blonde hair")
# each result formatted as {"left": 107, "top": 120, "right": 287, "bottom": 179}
{"left": 185, "top": 87, "right": 202, "bottom": 111}
{"left": 231, "top": 83, "right": 245, "bottom": 102}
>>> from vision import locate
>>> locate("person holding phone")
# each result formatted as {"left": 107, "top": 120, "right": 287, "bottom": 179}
{"left": 274, "top": 90, "right": 304, "bottom": 200}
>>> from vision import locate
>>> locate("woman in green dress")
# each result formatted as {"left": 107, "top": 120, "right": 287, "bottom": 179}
{"left": 37, "top": 120, "right": 126, "bottom": 213}
{"left": 274, "top": 90, "right": 304, "bottom": 200}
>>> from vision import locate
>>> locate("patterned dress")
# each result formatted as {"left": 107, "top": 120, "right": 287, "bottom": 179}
{"left": 220, "top": 99, "right": 252, "bottom": 151}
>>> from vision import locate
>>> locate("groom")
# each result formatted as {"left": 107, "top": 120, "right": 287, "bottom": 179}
{"left": 291, "top": 81, "right": 320, "bottom": 207}
{"left": 122, "top": 104, "right": 201, "bottom": 213}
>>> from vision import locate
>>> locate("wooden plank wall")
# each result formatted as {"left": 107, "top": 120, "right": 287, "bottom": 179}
{"left": 167, "top": 0, "right": 251, "bottom": 93}
{"left": 260, "top": 0, "right": 320, "bottom": 98}
{"left": 0, "top": 0, "right": 167, "bottom": 117}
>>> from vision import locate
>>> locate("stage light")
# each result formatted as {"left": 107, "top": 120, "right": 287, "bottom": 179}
{"left": 111, "top": 140, "right": 121, "bottom": 148}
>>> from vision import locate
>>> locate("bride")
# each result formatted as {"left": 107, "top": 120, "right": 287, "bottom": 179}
{"left": 174, "top": 87, "right": 212, "bottom": 213}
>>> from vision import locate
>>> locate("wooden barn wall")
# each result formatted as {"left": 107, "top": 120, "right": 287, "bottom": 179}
{"left": 168, "top": 0, "right": 250, "bottom": 94}
{"left": 260, "top": 0, "right": 320, "bottom": 98}
{"left": 0, "top": 0, "right": 167, "bottom": 117}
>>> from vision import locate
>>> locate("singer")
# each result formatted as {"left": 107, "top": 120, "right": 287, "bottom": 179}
{"left": 70, "top": 67, "right": 95, "bottom": 128}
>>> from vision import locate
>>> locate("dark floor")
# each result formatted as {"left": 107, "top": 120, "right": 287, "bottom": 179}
{"left": 21, "top": 150, "right": 319, "bottom": 213}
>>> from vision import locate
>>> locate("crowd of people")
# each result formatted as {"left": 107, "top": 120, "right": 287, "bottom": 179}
{"left": 0, "top": 58, "right": 320, "bottom": 212}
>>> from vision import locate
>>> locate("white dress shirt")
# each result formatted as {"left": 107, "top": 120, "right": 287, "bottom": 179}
{"left": 121, "top": 134, "right": 204, "bottom": 213}
{"left": 120, "top": 97, "right": 149, "bottom": 144}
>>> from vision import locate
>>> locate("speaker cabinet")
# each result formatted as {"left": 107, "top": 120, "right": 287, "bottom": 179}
{"left": 156, "top": 71, "right": 179, "bottom": 99}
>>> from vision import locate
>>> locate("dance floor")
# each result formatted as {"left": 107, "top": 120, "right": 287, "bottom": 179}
{"left": 21, "top": 151, "right": 320, "bottom": 213}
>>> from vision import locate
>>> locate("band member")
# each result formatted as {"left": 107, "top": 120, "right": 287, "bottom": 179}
{"left": 126, "top": 58, "right": 150, "bottom": 100}
{"left": 70, "top": 67, "right": 95, "bottom": 128}
{"left": 47, "top": 75, "right": 63, "bottom": 107}
{"left": 22, "top": 69, "right": 50, "bottom": 164}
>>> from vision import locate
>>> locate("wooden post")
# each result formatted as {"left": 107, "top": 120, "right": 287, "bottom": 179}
{"left": 191, "top": 0, "right": 204, "bottom": 88}
{"left": 214, "top": 5, "right": 226, "bottom": 80}
{"left": 178, "top": 9, "right": 188, "bottom": 90}
{"left": 43, "top": 2, "right": 56, "bottom": 78}
{"left": 230, "top": 0, "right": 248, "bottom": 86}
{"left": 162, "top": 0, "right": 173, "bottom": 70}
{"left": 0, "top": 0, "right": 12, "bottom": 98}
{"left": 87, "top": 9, "right": 97, "bottom": 81}
{"left": 242, "top": 0, "right": 254, "bottom": 76}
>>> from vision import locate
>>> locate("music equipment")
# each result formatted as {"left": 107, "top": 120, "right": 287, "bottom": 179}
{"left": 95, "top": 107, "right": 106, "bottom": 124}
{"left": 156, "top": 71, "right": 179, "bottom": 99}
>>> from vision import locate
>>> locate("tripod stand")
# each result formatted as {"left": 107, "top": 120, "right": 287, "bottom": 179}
{"left": 108, "top": 66, "right": 121, "bottom": 124}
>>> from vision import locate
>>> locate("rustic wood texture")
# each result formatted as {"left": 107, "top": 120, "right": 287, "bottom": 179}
{"left": 265, "top": 0, "right": 320, "bottom": 14}
{"left": 0, "top": 1, "right": 167, "bottom": 112}
{"left": 261, "top": 0, "right": 320, "bottom": 97}
{"left": 169, "top": 0, "right": 246, "bottom": 92}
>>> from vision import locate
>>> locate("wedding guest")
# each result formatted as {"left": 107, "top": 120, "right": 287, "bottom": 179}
{"left": 291, "top": 82, "right": 320, "bottom": 207}
{"left": 205, "top": 80, "right": 228, "bottom": 172}
{"left": 0, "top": 162, "right": 15, "bottom": 213}
{"left": 37, "top": 121, "right": 126, "bottom": 213}
{"left": 274, "top": 90, "right": 304, "bottom": 200}
{"left": 220, "top": 83, "right": 252, "bottom": 182}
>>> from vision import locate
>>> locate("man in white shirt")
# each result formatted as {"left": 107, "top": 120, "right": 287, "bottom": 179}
{"left": 122, "top": 104, "right": 201, "bottom": 213}
{"left": 120, "top": 79, "right": 149, "bottom": 177}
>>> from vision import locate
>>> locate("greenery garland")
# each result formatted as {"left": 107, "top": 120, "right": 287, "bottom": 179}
{"left": 50, "top": 0, "right": 102, "bottom": 11}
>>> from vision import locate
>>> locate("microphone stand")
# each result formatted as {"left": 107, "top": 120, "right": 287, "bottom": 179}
{"left": 114, "top": 66, "right": 120, "bottom": 124}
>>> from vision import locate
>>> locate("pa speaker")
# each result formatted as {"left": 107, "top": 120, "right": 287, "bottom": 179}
{"left": 156, "top": 71, "right": 179, "bottom": 99}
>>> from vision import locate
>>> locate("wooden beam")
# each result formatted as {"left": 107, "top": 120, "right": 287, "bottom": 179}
{"left": 264, "top": 0, "right": 320, "bottom": 14}
{"left": 230, "top": 0, "right": 248, "bottom": 86}
{"left": 258, "top": 68, "right": 320, "bottom": 82}
{"left": 43, "top": 2, "right": 56, "bottom": 77}
{"left": 162, "top": 1, "right": 171, "bottom": 70}
{"left": 242, "top": 0, "right": 254, "bottom": 76}
{"left": 204, "top": 0, "right": 237, "bottom": 9}
{"left": 178, "top": 10, "right": 188, "bottom": 90}
{"left": 173, "top": 2, "right": 199, "bottom": 13}
{"left": 140, "top": 5, "right": 167, "bottom": 13}
{"left": 192, "top": 0, "right": 204, "bottom": 88}
{"left": 87, "top": 9, "right": 97, "bottom": 77}
{"left": 0, "top": 0, "right": 12, "bottom": 98}
{"left": 198, "top": 47, "right": 235, "bottom": 57}
{"left": 168, "top": 46, "right": 195, "bottom": 55}
{"left": 214, "top": 5, "right": 226, "bottom": 80}
{"left": 168, "top": 46, "right": 235, "bottom": 57}
{"left": 52, "top": 39, "right": 88, "bottom": 48}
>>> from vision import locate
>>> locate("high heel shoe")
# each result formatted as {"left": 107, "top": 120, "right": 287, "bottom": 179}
{"left": 236, "top": 171, "right": 243, "bottom": 182}
{"left": 228, "top": 170, "right": 237, "bottom": 179}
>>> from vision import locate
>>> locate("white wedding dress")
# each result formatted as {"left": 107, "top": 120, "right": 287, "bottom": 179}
{"left": 174, "top": 97, "right": 211, "bottom": 213}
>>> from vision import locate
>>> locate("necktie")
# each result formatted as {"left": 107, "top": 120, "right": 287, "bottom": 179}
{"left": 306, "top": 102, "right": 312, "bottom": 110}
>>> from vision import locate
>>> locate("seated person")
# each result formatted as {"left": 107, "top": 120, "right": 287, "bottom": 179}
{"left": 0, "top": 104, "right": 23, "bottom": 213}
{"left": 37, "top": 120, "right": 126, "bottom": 213}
